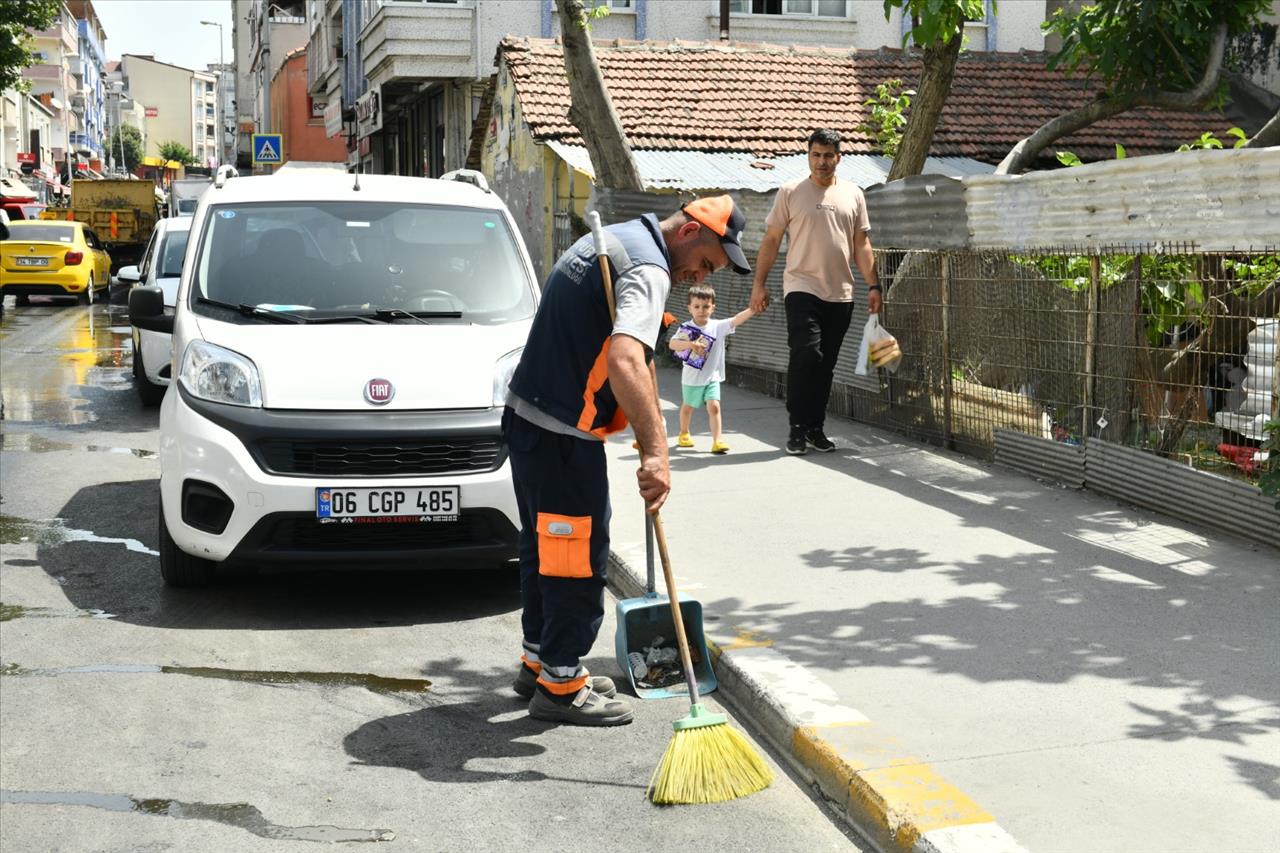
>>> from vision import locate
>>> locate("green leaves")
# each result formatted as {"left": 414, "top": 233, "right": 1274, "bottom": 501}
{"left": 1055, "top": 150, "right": 1084, "bottom": 167}
{"left": 859, "top": 79, "right": 915, "bottom": 158}
{"left": 0, "top": 0, "right": 60, "bottom": 94}
{"left": 1043, "top": 0, "right": 1272, "bottom": 102}
{"left": 883, "top": 0, "right": 993, "bottom": 48}
{"left": 1175, "top": 128, "right": 1247, "bottom": 151}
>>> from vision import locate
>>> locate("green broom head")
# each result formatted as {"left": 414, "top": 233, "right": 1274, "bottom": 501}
{"left": 647, "top": 704, "right": 774, "bottom": 805}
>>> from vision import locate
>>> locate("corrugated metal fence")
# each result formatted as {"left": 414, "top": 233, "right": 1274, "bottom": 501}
{"left": 590, "top": 151, "right": 1280, "bottom": 548}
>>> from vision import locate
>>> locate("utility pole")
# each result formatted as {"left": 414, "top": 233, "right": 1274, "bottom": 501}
{"left": 200, "top": 20, "right": 225, "bottom": 166}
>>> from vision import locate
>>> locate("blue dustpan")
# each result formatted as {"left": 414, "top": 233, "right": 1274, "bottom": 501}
{"left": 613, "top": 513, "right": 717, "bottom": 699}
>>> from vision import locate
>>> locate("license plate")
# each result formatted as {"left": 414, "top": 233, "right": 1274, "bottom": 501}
{"left": 15, "top": 257, "right": 49, "bottom": 267}
{"left": 316, "top": 486, "right": 459, "bottom": 522}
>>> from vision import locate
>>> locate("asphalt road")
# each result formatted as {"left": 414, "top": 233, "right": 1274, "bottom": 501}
{"left": 0, "top": 291, "right": 865, "bottom": 852}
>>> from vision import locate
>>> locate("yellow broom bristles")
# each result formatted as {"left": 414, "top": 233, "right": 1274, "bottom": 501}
{"left": 647, "top": 722, "right": 773, "bottom": 804}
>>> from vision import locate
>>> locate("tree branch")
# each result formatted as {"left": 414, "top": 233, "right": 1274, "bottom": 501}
{"left": 996, "top": 22, "right": 1229, "bottom": 174}
{"left": 554, "top": 0, "right": 643, "bottom": 191}
{"left": 886, "top": 27, "right": 963, "bottom": 182}
{"left": 1243, "top": 109, "right": 1280, "bottom": 148}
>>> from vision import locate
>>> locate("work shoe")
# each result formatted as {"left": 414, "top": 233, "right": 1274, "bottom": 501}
{"left": 676, "top": 433, "right": 695, "bottom": 449}
{"left": 785, "top": 426, "right": 807, "bottom": 455}
{"left": 512, "top": 664, "right": 616, "bottom": 700}
{"left": 528, "top": 685, "right": 634, "bottom": 726}
{"left": 806, "top": 429, "right": 836, "bottom": 452}
{"left": 710, "top": 440, "right": 730, "bottom": 455}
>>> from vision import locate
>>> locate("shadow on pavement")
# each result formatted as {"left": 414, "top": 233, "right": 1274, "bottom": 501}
{"left": 650, "top": 373, "right": 1280, "bottom": 798}
{"left": 24, "top": 479, "right": 521, "bottom": 631}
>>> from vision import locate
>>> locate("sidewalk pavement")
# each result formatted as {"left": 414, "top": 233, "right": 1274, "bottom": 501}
{"left": 602, "top": 366, "right": 1280, "bottom": 853}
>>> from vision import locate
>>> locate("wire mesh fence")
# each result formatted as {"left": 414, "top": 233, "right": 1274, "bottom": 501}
{"left": 872, "top": 245, "right": 1278, "bottom": 486}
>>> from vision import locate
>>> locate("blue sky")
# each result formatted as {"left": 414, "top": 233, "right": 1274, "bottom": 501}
{"left": 92, "top": 0, "right": 235, "bottom": 71}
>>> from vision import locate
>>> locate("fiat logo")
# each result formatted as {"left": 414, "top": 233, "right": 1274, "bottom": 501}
{"left": 364, "top": 378, "right": 394, "bottom": 405}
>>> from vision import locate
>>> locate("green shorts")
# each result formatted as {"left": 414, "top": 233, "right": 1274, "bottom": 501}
{"left": 681, "top": 381, "right": 721, "bottom": 409}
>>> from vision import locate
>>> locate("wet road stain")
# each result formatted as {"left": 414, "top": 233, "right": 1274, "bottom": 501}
{"left": 0, "top": 432, "right": 156, "bottom": 457}
{"left": 0, "top": 602, "right": 115, "bottom": 622}
{"left": 1, "top": 302, "right": 133, "bottom": 423}
{"left": 0, "top": 790, "right": 395, "bottom": 843}
{"left": 0, "top": 514, "right": 158, "bottom": 556}
{"left": 2, "top": 662, "right": 431, "bottom": 695}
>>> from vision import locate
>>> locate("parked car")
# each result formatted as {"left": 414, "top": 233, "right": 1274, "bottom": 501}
{"left": 1, "top": 201, "right": 46, "bottom": 221}
{"left": 1, "top": 220, "right": 112, "bottom": 304}
{"left": 119, "top": 216, "right": 192, "bottom": 405}
{"left": 129, "top": 169, "right": 537, "bottom": 585}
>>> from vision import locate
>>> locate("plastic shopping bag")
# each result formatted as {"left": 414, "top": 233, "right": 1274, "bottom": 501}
{"left": 854, "top": 314, "right": 902, "bottom": 375}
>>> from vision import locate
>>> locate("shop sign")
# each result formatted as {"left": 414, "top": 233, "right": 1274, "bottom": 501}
{"left": 16, "top": 152, "right": 36, "bottom": 164}
{"left": 356, "top": 88, "right": 381, "bottom": 139}
{"left": 144, "top": 106, "right": 158, "bottom": 117}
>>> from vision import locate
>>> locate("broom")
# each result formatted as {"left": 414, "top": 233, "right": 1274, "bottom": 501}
{"left": 586, "top": 211, "right": 771, "bottom": 803}
{"left": 645, "top": 511, "right": 772, "bottom": 804}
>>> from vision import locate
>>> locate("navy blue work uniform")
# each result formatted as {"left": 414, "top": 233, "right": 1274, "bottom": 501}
{"left": 504, "top": 214, "right": 671, "bottom": 701}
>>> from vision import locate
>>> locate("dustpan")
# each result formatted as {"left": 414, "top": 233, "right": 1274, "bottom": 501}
{"left": 614, "top": 512, "right": 717, "bottom": 699}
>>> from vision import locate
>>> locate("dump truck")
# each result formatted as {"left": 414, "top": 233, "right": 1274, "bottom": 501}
{"left": 41, "top": 178, "right": 160, "bottom": 272}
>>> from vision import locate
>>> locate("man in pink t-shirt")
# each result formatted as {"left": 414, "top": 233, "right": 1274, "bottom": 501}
{"left": 749, "top": 128, "right": 883, "bottom": 455}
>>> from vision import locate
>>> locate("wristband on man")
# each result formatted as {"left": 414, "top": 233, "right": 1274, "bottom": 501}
{"left": 868, "top": 284, "right": 882, "bottom": 292}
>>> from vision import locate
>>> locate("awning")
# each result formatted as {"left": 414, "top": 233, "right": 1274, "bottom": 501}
{"left": 0, "top": 176, "right": 38, "bottom": 200}
{"left": 142, "top": 155, "right": 163, "bottom": 167}
{"left": 165, "top": 160, "right": 182, "bottom": 170}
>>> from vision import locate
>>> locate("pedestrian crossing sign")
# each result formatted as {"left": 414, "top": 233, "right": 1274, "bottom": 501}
{"left": 252, "top": 134, "right": 283, "bottom": 164}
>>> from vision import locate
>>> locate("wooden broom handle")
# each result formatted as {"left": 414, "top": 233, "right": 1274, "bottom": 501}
{"left": 651, "top": 512, "right": 701, "bottom": 703}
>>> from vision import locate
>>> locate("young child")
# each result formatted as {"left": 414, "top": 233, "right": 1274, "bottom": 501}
{"left": 669, "top": 284, "right": 755, "bottom": 454}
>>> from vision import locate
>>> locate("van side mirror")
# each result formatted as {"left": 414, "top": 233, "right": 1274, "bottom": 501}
{"left": 129, "top": 285, "right": 173, "bottom": 333}
{"left": 118, "top": 265, "right": 141, "bottom": 284}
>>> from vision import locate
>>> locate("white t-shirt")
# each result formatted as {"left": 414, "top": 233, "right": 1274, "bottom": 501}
{"left": 679, "top": 317, "right": 735, "bottom": 386}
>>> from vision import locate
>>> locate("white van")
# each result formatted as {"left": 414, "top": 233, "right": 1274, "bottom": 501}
{"left": 129, "top": 169, "right": 536, "bottom": 585}
{"left": 119, "top": 215, "right": 192, "bottom": 405}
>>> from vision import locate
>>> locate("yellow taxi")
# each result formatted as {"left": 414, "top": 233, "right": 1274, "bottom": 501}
{"left": 1, "top": 220, "right": 112, "bottom": 305}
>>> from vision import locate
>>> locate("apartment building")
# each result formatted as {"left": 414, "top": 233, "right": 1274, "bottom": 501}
{"left": 21, "top": 1, "right": 82, "bottom": 180}
{"left": 239, "top": 0, "right": 308, "bottom": 170}
{"left": 192, "top": 70, "right": 220, "bottom": 167}
{"left": 272, "top": 47, "right": 347, "bottom": 163}
{"left": 1, "top": 90, "right": 56, "bottom": 196}
{"left": 306, "top": 0, "right": 1044, "bottom": 178}
{"left": 209, "top": 63, "right": 237, "bottom": 167}
{"left": 120, "top": 55, "right": 218, "bottom": 162}
{"left": 65, "top": 0, "right": 108, "bottom": 167}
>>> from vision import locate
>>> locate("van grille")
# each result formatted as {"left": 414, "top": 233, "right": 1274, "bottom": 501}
{"left": 255, "top": 438, "right": 504, "bottom": 477}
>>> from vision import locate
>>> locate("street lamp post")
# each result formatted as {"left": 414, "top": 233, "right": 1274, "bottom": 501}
{"left": 201, "top": 20, "right": 224, "bottom": 167}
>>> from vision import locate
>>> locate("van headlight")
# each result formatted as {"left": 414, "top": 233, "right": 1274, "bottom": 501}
{"left": 179, "top": 340, "right": 263, "bottom": 408}
{"left": 493, "top": 347, "right": 522, "bottom": 407}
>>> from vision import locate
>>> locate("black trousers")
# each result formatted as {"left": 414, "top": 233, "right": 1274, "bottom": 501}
{"left": 785, "top": 291, "right": 854, "bottom": 431}
{"left": 503, "top": 408, "right": 610, "bottom": 686}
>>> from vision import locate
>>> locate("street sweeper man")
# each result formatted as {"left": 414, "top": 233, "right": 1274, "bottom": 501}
{"left": 503, "top": 195, "right": 752, "bottom": 726}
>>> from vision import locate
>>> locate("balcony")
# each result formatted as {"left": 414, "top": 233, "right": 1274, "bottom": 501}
{"left": 360, "top": 1, "right": 475, "bottom": 91}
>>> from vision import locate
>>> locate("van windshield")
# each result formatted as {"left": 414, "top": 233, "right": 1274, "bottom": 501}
{"left": 191, "top": 202, "right": 536, "bottom": 324}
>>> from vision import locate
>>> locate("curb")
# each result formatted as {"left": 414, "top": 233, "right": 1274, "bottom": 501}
{"left": 607, "top": 551, "right": 1029, "bottom": 853}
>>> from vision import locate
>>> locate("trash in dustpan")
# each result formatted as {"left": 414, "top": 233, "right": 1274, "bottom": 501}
{"left": 614, "top": 515, "right": 717, "bottom": 699}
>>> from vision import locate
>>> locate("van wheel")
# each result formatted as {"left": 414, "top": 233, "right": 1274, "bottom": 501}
{"left": 78, "top": 275, "right": 93, "bottom": 304}
{"left": 132, "top": 339, "right": 166, "bottom": 406}
{"left": 159, "top": 499, "right": 217, "bottom": 587}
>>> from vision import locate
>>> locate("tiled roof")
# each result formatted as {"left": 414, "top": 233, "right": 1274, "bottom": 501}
{"left": 499, "top": 38, "right": 1234, "bottom": 164}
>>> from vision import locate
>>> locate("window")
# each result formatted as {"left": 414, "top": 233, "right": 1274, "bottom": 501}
{"left": 192, "top": 202, "right": 536, "bottom": 323}
{"left": 729, "top": 0, "right": 846, "bottom": 15}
